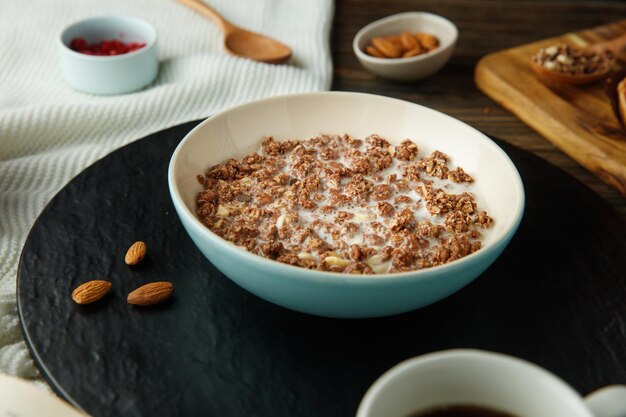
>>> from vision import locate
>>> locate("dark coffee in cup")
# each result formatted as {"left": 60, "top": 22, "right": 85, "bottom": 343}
{"left": 411, "top": 404, "right": 518, "bottom": 417}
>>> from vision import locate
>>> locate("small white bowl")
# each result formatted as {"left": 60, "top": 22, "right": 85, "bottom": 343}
{"left": 59, "top": 15, "right": 158, "bottom": 95}
{"left": 353, "top": 12, "right": 458, "bottom": 81}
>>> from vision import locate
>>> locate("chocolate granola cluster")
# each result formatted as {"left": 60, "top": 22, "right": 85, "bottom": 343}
{"left": 196, "top": 134, "right": 493, "bottom": 274}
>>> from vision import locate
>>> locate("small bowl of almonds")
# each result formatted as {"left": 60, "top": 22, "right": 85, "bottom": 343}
{"left": 353, "top": 12, "right": 457, "bottom": 82}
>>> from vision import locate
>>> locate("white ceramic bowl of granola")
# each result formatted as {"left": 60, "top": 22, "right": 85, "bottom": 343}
{"left": 353, "top": 12, "right": 458, "bottom": 81}
{"left": 168, "top": 92, "right": 524, "bottom": 318}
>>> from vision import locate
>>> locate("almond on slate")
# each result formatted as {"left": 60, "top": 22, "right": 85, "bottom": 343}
{"left": 127, "top": 282, "right": 174, "bottom": 306}
{"left": 125, "top": 241, "right": 147, "bottom": 265}
{"left": 72, "top": 280, "right": 112, "bottom": 305}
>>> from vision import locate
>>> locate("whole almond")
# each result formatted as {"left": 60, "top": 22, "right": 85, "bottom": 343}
{"left": 125, "top": 241, "right": 147, "bottom": 265}
{"left": 416, "top": 32, "right": 439, "bottom": 51}
{"left": 400, "top": 31, "right": 419, "bottom": 51}
{"left": 365, "top": 45, "right": 385, "bottom": 58}
{"left": 72, "top": 280, "right": 112, "bottom": 305}
{"left": 388, "top": 39, "right": 405, "bottom": 55}
{"left": 127, "top": 282, "right": 174, "bottom": 306}
{"left": 403, "top": 47, "right": 424, "bottom": 58}
{"left": 384, "top": 35, "right": 403, "bottom": 49}
{"left": 371, "top": 37, "right": 402, "bottom": 58}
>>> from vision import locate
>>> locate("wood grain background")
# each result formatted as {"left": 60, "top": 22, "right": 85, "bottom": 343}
{"left": 331, "top": 0, "right": 626, "bottom": 219}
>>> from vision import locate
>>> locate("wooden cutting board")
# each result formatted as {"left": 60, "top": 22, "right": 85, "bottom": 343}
{"left": 475, "top": 20, "right": 626, "bottom": 197}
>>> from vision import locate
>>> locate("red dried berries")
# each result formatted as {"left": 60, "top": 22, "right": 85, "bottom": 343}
{"left": 69, "top": 37, "right": 146, "bottom": 56}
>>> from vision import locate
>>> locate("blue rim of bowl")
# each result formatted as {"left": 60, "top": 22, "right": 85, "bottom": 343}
{"left": 168, "top": 91, "right": 525, "bottom": 283}
{"left": 353, "top": 12, "right": 458, "bottom": 64}
{"left": 58, "top": 15, "right": 157, "bottom": 61}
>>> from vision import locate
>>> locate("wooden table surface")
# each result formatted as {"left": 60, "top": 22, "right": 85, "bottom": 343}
{"left": 332, "top": 0, "right": 626, "bottom": 219}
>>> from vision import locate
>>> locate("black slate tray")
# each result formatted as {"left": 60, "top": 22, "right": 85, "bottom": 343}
{"left": 18, "top": 121, "right": 626, "bottom": 417}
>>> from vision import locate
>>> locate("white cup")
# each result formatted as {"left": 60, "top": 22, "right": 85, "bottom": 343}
{"left": 357, "top": 349, "right": 626, "bottom": 417}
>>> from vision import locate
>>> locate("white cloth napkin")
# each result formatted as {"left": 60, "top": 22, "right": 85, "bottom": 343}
{"left": 0, "top": 0, "right": 333, "bottom": 387}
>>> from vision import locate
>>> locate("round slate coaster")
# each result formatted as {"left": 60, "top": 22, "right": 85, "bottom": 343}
{"left": 18, "top": 121, "right": 626, "bottom": 417}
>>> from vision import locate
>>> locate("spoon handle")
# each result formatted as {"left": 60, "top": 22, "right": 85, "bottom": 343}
{"left": 176, "top": 0, "right": 235, "bottom": 33}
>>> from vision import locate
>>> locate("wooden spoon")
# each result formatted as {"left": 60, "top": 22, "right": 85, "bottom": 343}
{"left": 177, "top": 0, "right": 292, "bottom": 64}
{"left": 530, "top": 33, "right": 626, "bottom": 85}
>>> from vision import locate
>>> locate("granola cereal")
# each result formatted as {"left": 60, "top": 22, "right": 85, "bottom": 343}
{"left": 196, "top": 134, "right": 493, "bottom": 274}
